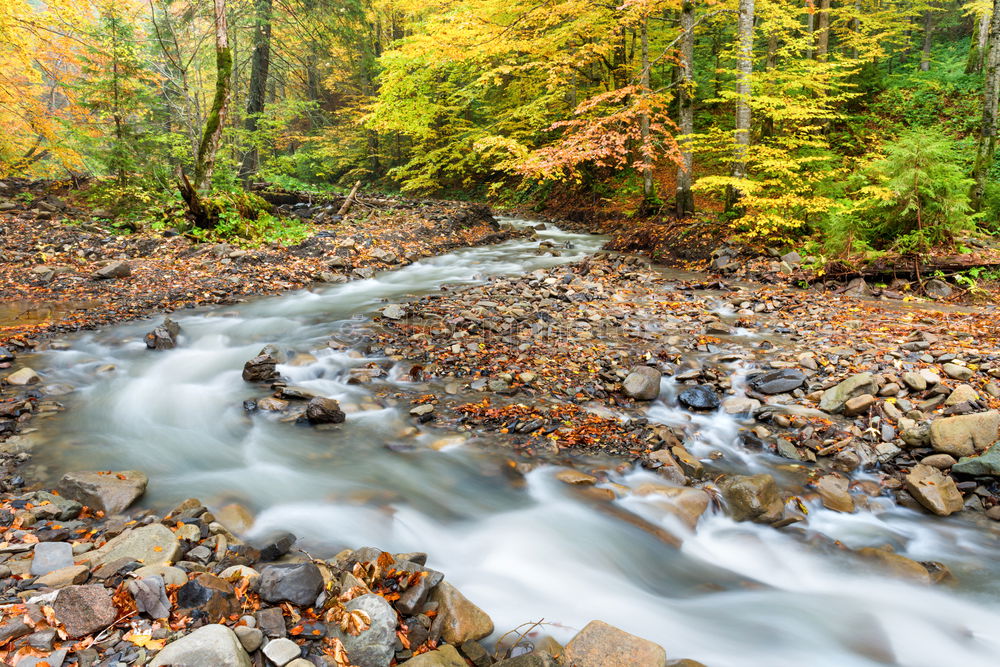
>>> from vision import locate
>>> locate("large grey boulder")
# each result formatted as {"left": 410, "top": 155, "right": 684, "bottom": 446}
{"left": 748, "top": 368, "right": 806, "bottom": 395}
{"left": 819, "top": 373, "right": 875, "bottom": 414}
{"left": 430, "top": 581, "right": 494, "bottom": 644}
{"left": 58, "top": 470, "right": 147, "bottom": 515}
{"left": 149, "top": 624, "right": 252, "bottom": 667}
{"left": 259, "top": 562, "right": 324, "bottom": 607}
{"left": 718, "top": 474, "right": 784, "bottom": 524}
{"left": 53, "top": 585, "right": 118, "bottom": 638}
{"left": 952, "top": 443, "right": 1000, "bottom": 477}
{"left": 904, "top": 464, "right": 964, "bottom": 516}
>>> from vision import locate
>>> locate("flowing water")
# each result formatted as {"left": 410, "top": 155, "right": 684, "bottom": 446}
{"left": 22, "top": 220, "right": 1000, "bottom": 666}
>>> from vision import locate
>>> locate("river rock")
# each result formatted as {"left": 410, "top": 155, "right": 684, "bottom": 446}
{"left": 816, "top": 474, "right": 854, "bottom": 513}
{"left": 430, "top": 581, "right": 494, "bottom": 644}
{"left": 902, "top": 371, "right": 927, "bottom": 392}
{"left": 677, "top": 385, "right": 720, "bottom": 411}
{"left": 263, "top": 637, "right": 302, "bottom": 666}
{"left": 30, "top": 541, "right": 74, "bottom": 575}
{"left": 924, "top": 279, "right": 952, "bottom": 299}
{"left": 857, "top": 547, "right": 931, "bottom": 584}
{"left": 623, "top": 366, "right": 661, "bottom": 401}
{"left": 952, "top": 443, "right": 1000, "bottom": 476}
{"left": 748, "top": 368, "right": 806, "bottom": 394}
{"left": 328, "top": 594, "right": 397, "bottom": 667}
{"left": 53, "top": 585, "right": 117, "bottom": 638}
{"left": 133, "top": 564, "right": 187, "bottom": 586}
{"left": 400, "top": 644, "right": 466, "bottom": 666}
{"left": 215, "top": 503, "right": 255, "bottom": 534}
{"left": 718, "top": 474, "right": 783, "bottom": 523}
{"left": 58, "top": 469, "right": 148, "bottom": 515}
{"left": 92, "top": 260, "right": 132, "bottom": 279}
{"left": 563, "top": 620, "right": 667, "bottom": 667}
{"left": 929, "top": 411, "right": 1000, "bottom": 457}
{"left": 177, "top": 573, "right": 240, "bottom": 621}
{"left": 243, "top": 354, "right": 278, "bottom": 382}
{"left": 636, "top": 484, "right": 710, "bottom": 529}
{"left": 942, "top": 363, "right": 973, "bottom": 381}
{"left": 5, "top": 367, "right": 40, "bottom": 385}
{"left": 235, "top": 625, "right": 264, "bottom": 653}
{"left": 259, "top": 562, "right": 323, "bottom": 606}
{"left": 82, "top": 523, "right": 181, "bottom": 567}
{"left": 145, "top": 318, "right": 181, "bottom": 350}
{"left": 305, "top": 397, "right": 346, "bottom": 424}
{"left": 944, "top": 384, "right": 979, "bottom": 406}
{"left": 36, "top": 564, "right": 89, "bottom": 588}
{"left": 381, "top": 304, "right": 406, "bottom": 320}
{"left": 819, "top": 373, "right": 875, "bottom": 414}
{"left": 904, "top": 464, "right": 964, "bottom": 516}
{"left": 149, "top": 624, "right": 252, "bottom": 667}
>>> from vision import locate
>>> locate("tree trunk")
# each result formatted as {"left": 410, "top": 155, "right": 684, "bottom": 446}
{"left": 815, "top": 0, "right": 830, "bottom": 61}
{"left": 676, "top": 0, "right": 696, "bottom": 217}
{"left": 805, "top": 2, "right": 814, "bottom": 60}
{"left": 727, "top": 0, "right": 755, "bottom": 212}
{"left": 193, "top": 0, "right": 231, "bottom": 192}
{"left": 968, "top": 11, "right": 991, "bottom": 73}
{"left": 920, "top": 9, "right": 933, "bottom": 71}
{"left": 971, "top": 0, "right": 1000, "bottom": 211}
{"left": 639, "top": 16, "right": 655, "bottom": 207}
{"left": 240, "top": 0, "right": 272, "bottom": 182}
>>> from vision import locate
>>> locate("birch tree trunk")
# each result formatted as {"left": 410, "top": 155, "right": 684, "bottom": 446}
{"left": 971, "top": 0, "right": 1000, "bottom": 211}
{"left": 727, "top": 0, "right": 755, "bottom": 212}
{"left": 676, "top": 0, "right": 696, "bottom": 217}
{"left": 240, "top": 0, "right": 272, "bottom": 181}
{"left": 194, "top": 0, "right": 232, "bottom": 192}
{"left": 920, "top": 9, "right": 933, "bottom": 72}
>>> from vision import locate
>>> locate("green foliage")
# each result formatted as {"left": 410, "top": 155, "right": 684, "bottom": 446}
{"left": 822, "top": 129, "right": 975, "bottom": 255}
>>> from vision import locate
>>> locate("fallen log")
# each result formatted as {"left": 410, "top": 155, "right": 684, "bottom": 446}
{"left": 337, "top": 180, "right": 362, "bottom": 216}
{"left": 814, "top": 254, "right": 1000, "bottom": 283}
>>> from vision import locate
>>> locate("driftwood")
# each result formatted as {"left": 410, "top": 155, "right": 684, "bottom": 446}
{"left": 815, "top": 254, "right": 1000, "bottom": 283}
{"left": 337, "top": 180, "right": 361, "bottom": 216}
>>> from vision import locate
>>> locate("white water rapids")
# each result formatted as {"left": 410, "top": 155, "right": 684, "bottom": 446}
{"left": 25, "top": 221, "right": 1000, "bottom": 666}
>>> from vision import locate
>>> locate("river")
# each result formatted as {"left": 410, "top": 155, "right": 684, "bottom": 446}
{"left": 23, "top": 220, "right": 1000, "bottom": 666}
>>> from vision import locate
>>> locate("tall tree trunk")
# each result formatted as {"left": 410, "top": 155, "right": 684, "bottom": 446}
{"left": 971, "top": 0, "right": 1000, "bottom": 211}
{"left": 676, "top": 0, "right": 696, "bottom": 217}
{"left": 920, "top": 9, "right": 933, "bottom": 71}
{"left": 728, "top": 0, "right": 755, "bottom": 212}
{"left": 240, "top": 0, "right": 272, "bottom": 182}
{"left": 805, "top": 2, "right": 815, "bottom": 60}
{"left": 194, "top": 0, "right": 231, "bottom": 192}
{"left": 815, "top": 0, "right": 831, "bottom": 60}
{"left": 639, "top": 16, "right": 655, "bottom": 206}
{"left": 968, "top": 11, "right": 991, "bottom": 73}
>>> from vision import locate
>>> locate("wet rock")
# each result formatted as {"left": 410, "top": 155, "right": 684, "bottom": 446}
{"left": 400, "top": 644, "right": 466, "bottom": 666}
{"left": 82, "top": 523, "right": 181, "bottom": 567}
{"left": 149, "top": 623, "right": 252, "bottom": 667}
{"left": 819, "top": 373, "right": 875, "bottom": 414}
{"left": 722, "top": 395, "right": 760, "bottom": 415}
{"left": 920, "top": 453, "right": 956, "bottom": 469}
{"left": 677, "top": 385, "right": 720, "bottom": 411}
{"left": 259, "top": 562, "right": 324, "bottom": 606}
{"left": 328, "top": 594, "right": 397, "bottom": 667}
{"left": 31, "top": 541, "right": 75, "bottom": 575}
{"left": 952, "top": 443, "right": 1000, "bottom": 477}
{"left": 904, "top": 464, "right": 964, "bottom": 516}
{"left": 53, "top": 584, "right": 118, "bottom": 638}
{"left": 902, "top": 371, "right": 927, "bottom": 392}
{"left": 177, "top": 573, "right": 240, "bottom": 621}
{"left": 844, "top": 278, "right": 872, "bottom": 297}
{"left": 58, "top": 469, "right": 148, "bottom": 515}
{"left": 748, "top": 368, "right": 806, "bottom": 395}
{"left": 242, "top": 354, "right": 279, "bottom": 382}
{"left": 130, "top": 574, "right": 171, "bottom": 619}
{"left": 263, "top": 637, "right": 302, "bottom": 666}
{"left": 623, "top": 366, "right": 661, "bottom": 401}
{"left": 5, "top": 366, "right": 40, "bottom": 385}
{"left": 430, "top": 581, "right": 494, "bottom": 644}
{"left": 815, "top": 475, "right": 854, "bottom": 513}
{"left": 857, "top": 547, "right": 931, "bottom": 584}
{"left": 563, "top": 620, "right": 667, "bottom": 667}
{"left": 635, "top": 484, "right": 710, "bottom": 529}
{"left": 306, "top": 397, "right": 346, "bottom": 425}
{"left": 929, "top": 411, "right": 1000, "bottom": 457}
{"left": 252, "top": 530, "right": 296, "bottom": 561}
{"left": 145, "top": 318, "right": 181, "bottom": 350}
{"left": 215, "top": 503, "right": 255, "bottom": 534}
{"left": 718, "top": 474, "right": 784, "bottom": 523}
{"left": 92, "top": 260, "right": 132, "bottom": 279}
